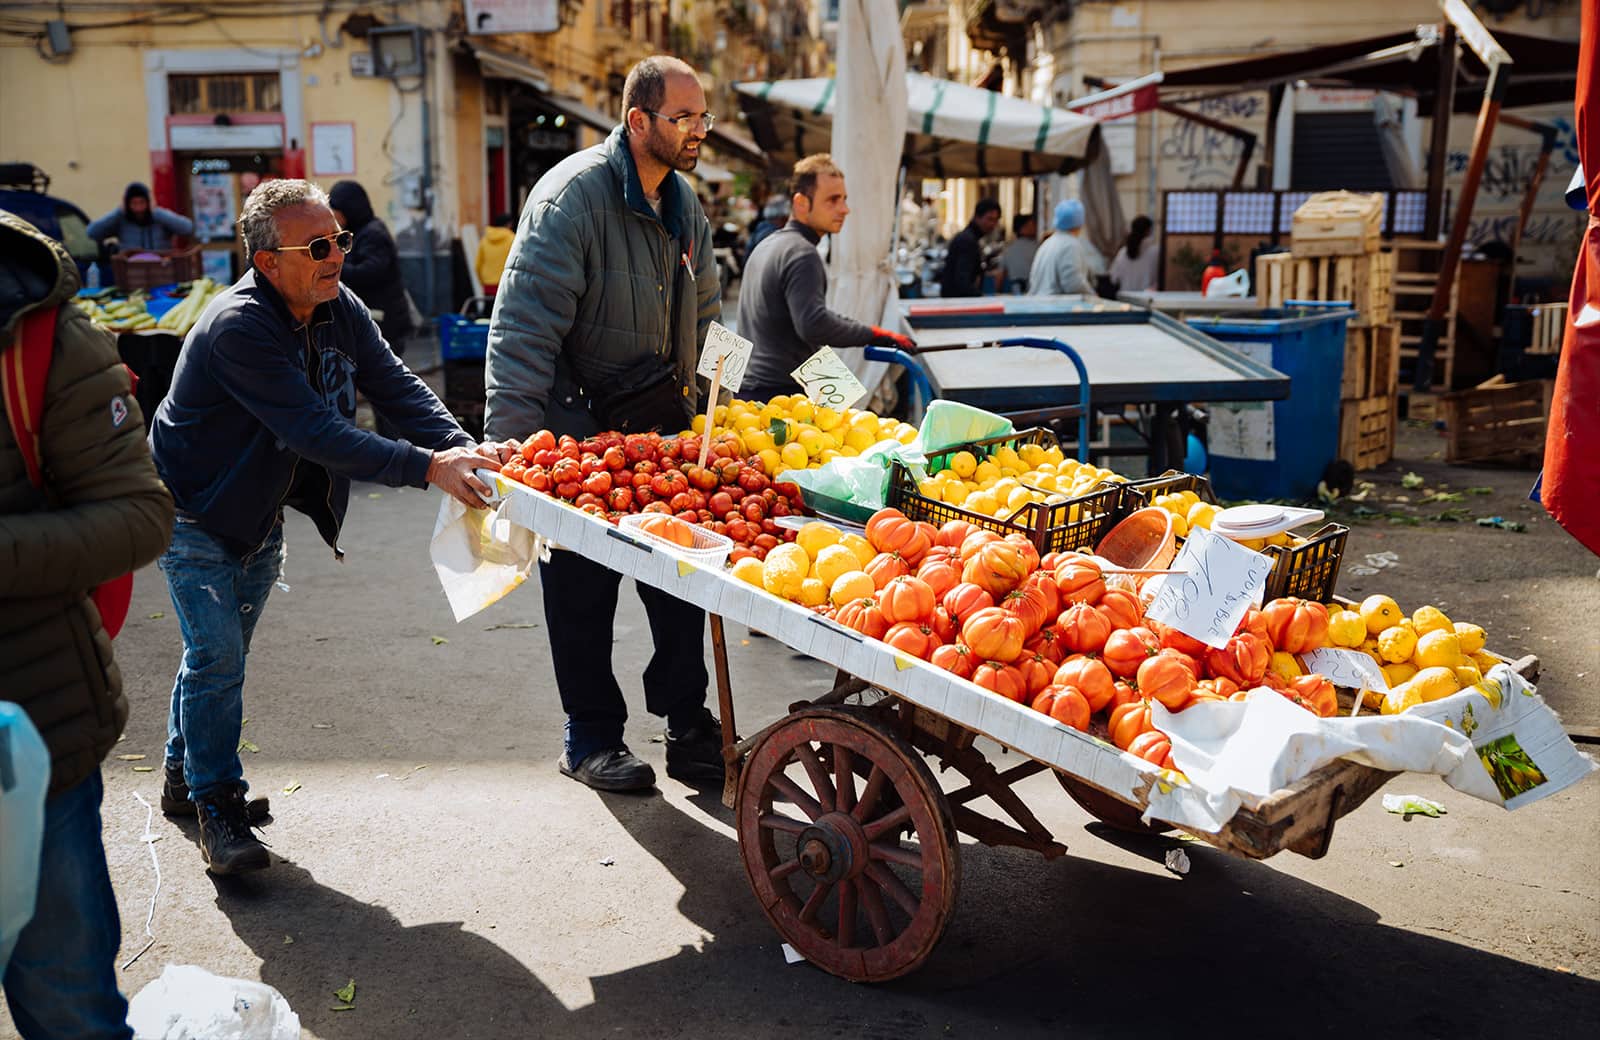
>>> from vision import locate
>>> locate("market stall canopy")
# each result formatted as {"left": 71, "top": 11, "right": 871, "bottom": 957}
{"left": 1157, "top": 27, "right": 1578, "bottom": 115}
{"left": 735, "top": 71, "right": 1102, "bottom": 178}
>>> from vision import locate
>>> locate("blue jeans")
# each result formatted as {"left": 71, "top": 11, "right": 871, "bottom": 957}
{"left": 159, "top": 517, "right": 284, "bottom": 801}
{"left": 1, "top": 770, "right": 132, "bottom": 1040}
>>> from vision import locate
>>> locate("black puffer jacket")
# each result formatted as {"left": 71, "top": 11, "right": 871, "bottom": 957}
{"left": 328, "top": 180, "right": 414, "bottom": 348}
{"left": 0, "top": 208, "right": 175, "bottom": 794}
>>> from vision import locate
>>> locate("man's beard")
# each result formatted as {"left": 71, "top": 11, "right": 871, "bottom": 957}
{"left": 644, "top": 126, "right": 698, "bottom": 172}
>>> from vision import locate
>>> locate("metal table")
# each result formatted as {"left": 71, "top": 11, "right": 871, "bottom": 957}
{"left": 1117, "top": 290, "right": 1265, "bottom": 319}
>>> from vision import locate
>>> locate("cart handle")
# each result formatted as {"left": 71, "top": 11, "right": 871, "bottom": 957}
{"left": 991, "top": 336, "right": 1092, "bottom": 463}
{"left": 863, "top": 345, "right": 935, "bottom": 413}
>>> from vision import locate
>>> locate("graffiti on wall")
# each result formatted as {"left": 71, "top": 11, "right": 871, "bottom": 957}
{"left": 1444, "top": 117, "right": 1581, "bottom": 204}
{"left": 1158, "top": 94, "right": 1267, "bottom": 187}
{"left": 1465, "top": 212, "right": 1584, "bottom": 251}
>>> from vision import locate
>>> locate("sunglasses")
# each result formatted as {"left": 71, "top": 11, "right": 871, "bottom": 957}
{"left": 644, "top": 109, "right": 715, "bottom": 134}
{"left": 272, "top": 230, "right": 355, "bottom": 261}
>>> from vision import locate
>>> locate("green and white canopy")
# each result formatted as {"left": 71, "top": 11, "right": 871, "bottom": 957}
{"left": 735, "top": 71, "right": 1102, "bottom": 178}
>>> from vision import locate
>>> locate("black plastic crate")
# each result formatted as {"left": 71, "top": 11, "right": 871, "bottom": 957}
{"left": 1109, "top": 469, "right": 1220, "bottom": 513}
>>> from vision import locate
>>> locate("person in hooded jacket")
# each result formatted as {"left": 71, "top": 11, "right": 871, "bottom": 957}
{"left": 1, "top": 207, "right": 175, "bottom": 1040}
{"left": 475, "top": 212, "right": 516, "bottom": 296}
{"left": 327, "top": 180, "right": 415, "bottom": 351}
{"left": 86, "top": 181, "right": 194, "bottom": 254}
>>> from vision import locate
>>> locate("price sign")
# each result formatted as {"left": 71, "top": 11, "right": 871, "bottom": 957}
{"left": 696, "top": 321, "right": 753, "bottom": 394}
{"left": 1300, "top": 648, "right": 1390, "bottom": 692}
{"left": 1144, "top": 527, "right": 1275, "bottom": 649}
{"left": 790, "top": 345, "right": 869, "bottom": 411}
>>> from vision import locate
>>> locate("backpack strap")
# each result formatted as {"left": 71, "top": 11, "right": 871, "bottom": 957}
{"left": 2, "top": 305, "right": 57, "bottom": 489}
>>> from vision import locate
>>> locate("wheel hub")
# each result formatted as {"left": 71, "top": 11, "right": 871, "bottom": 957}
{"left": 796, "top": 812, "right": 868, "bottom": 885}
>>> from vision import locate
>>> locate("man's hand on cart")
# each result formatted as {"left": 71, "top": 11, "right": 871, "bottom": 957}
{"left": 428, "top": 445, "right": 501, "bottom": 509}
{"left": 868, "top": 326, "right": 917, "bottom": 351}
{"left": 474, "top": 439, "right": 522, "bottom": 465}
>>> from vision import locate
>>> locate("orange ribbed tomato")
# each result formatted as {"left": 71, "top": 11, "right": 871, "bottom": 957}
{"left": 865, "top": 508, "right": 931, "bottom": 565}
{"left": 879, "top": 575, "right": 936, "bottom": 625}
{"left": 1053, "top": 560, "right": 1105, "bottom": 605}
{"left": 864, "top": 552, "right": 911, "bottom": 590}
{"left": 942, "top": 582, "right": 994, "bottom": 627}
{"left": 1024, "top": 624, "right": 1066, "bottom": 664}
{"left": 1017, "top": 653, "right": 1056, "bottom": 696}
{"left": 1285, "top": 673, "right": 1338, "bottom": 717}
{"left": 962, "top": 541, "right": 1031, "bottom": 599}
{"left": 972, "top": 660, "right": 1027, "bottom": 702}
{"left": 959, "top": 529, "right": 1002, "bottom": 562}
{"left": 1138, "top": 651, "right": 1197, "bottom": 711}
{"left": 1057, "top": 602, "right": 1112, "bottom": 655}
{"left": 1261, "top": 597, "right": 1331, "bottom": 654}
{"left": 937, "top": 519, "right": 980, "bottom": 550}
{"left": 961, "top": 606, "right": 1027, "bottom": 662}
{"left": 1128, "top": 729, "right": 1174, "bottom": 769}
{"left": 915, "top": 555, "right": 962, "bottom": 600}
{"left": 1097, "top": 587, "right": 1143, "bottom": 631}
{"left": 929, "top": 641, "right": 976, "bottom": 679}
{"left": 1102, "top": 625, "right": 1160, "bottom": 679}
{"left": 1052, "top": 654, "right": 1116, "bottom": 712}
{"left": 835, "top": 597, "right": 888, "bottom": 640}
{"left": 1109, "top": 698, "right": 1155, "bottom": 750}
{"left": 1205, "top": 632, "right": 1271, "bottom": 686}
{"left": 1031, "top": 684, "right": 1091, "bottom": 731}
{"left": 883, "top": 621, "right": 940, "bottom": 660}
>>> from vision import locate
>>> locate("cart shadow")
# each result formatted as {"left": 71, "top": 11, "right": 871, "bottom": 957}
{"left": 587, "top": 789, "right": 1600, "bottom": 1038}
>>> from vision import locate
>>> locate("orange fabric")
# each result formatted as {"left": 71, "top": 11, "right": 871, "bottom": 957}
{"left": 3, "top": 305, "right": 135, "bottom": 636}
{"left": 1541, "top": 0, "right": 1600, "bottom": 558}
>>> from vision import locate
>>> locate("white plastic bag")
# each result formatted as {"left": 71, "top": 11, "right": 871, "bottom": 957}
{"left": 127, "top": 965, "right": 300, "bottom": 1040}
{"left": 1204, "top": 266, "right": 1251, "bottom": 298}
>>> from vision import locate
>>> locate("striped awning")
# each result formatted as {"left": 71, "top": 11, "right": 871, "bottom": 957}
{"left": 735, "top": 71, "right": 1102, "bottom": 178}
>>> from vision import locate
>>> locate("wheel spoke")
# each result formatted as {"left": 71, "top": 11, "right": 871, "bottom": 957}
{"left": 794, "top": 742, "right": 837, "bottom": 810}
{"left": 769, "top": 772, "right": 823, "bottom": 821}
{"left": 852, "top": 764, "right": 887, "bottom": 822}
{"left": 858, "top": 878, "right": 895, "bottom": 946}
{"left": 863, "top": 804, "right": 912, "bottom": 841}
{"left": 799, "top": 880, "right": 834, "bottom": 925}
{"left": 866, "top": 862, "right": 920, "bottom": 916}
{"left": 759, "top": 812, "right": 808, "bottom": 835}
{"left": 834, "top": 746, "right": 856, "bottom": 814}
{"left": 837, "top": 875, "right": 857, "bottom": 949}
{"left": 769, "top": 857, "right": 803, "bottom": 882}
{"left": 870, "top": 839, "right": 924, "bottom": 870}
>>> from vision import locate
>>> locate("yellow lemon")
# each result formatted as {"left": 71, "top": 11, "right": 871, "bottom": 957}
{"left": 1359, "top": 594, "right": 1404, "bottom": 636}
{"left": 973, "top": 460, "right": 1001, "bottom": 484}
{"left": 1453, "top": 622, "right": 1487, "bottom": 655}
{"left": 1452, "top": 664, "right": 1484, "bottom": 690}
{"left": 1411, "top": 665, "right": 1462, "bottom": 702}
{"left": 691, "top": 414, "right": 708, "bottom": 434}
{"left": 797, "top": 577, "right": 828, "bottom": 608}
{"left": 948, "top": 450, "right": 978, "bottom": 479}
{"left": 840, "top": 532, "right": 875, "bottom": 568}
{"left": 813, "top": 405, "right": 843, "bottom": 431}
{"left": 894, "top": 423, "right": 918, "bottom": 445}
{"left": 790, "top": 398, "right": 815, "bottom": 423}
{"left": 1381, "top": 661, "right": 1419, "bottom": 688}
{"left": 1187, "top": 501, "right": 1219, "bottom": 531}
{"left": 829, "top": 570, "right": 875, "bottom": 606}
{"left": 1326, "top": 609, "right": 1366, "bottom": 648}
{"left": 795, "top": 521, "right": 841, "bottom": 560}
{"left": 919, "top": 478, "right": 945, "bottom": 500}
{"left": 941, "top": 481, "right": 970, "bottom": 505}
{"left": 1412, "top": 605, "right": 1453, "bottom": 636}
{"left": 741, "top": 430, "right": 774, "bottom": 455}
{"left": 757, "top": 447, "right": 782, "bottom": 476}
{"left": 843, "top": 427, "right": 878, "bottom": 452}
{"left": 1169, "top": 512, "right": 1190, "bottom": 539}
{"left": 732, "top": 412, "right": 761, "bottom": 432}
{"left": 1469, "top": 649, "right": 1500, "bottom": 674}
{"left": 1269, "top": 651, "right": 1304, "bottom": 682}
{"left": 1019, "top": 444, "right": 1044, "bottom": 466}
{"left": 762, "top": 544, "right": 810, "bottom": 600}
{"left": 797, "top": 427, "right": 825, "bottom": 457}
{"left": 1377, "top": 625, "right": 1417, "bottom": 664}
{"left": 818, "top": 448, "right": 840, "bottom": 464}
{"left": 993, "top": 446, "right": 1022, "bottom": 470}
{"left": 1005, "top": 486, "right": 1033, "bottom": 513}
{"left": 1413, "top": 629, "right": 1464, "bottom": 669}
{"left": 1043, "top": 445, "right": 1065, "bottom": 465}
{"left": 965, "top": 492, "right": 998, "bottom": 517}
{"left": 780, "top": 442, "right": 810, "bottom": 472}
{"left": 731, "top": 556, "right": 765, "bottom": 587}
{"left": 1381, "top": 684, "right": 1426, "bottom": 715}
{"left": 812, "top": 544, "right": 859, "bottom": 588}
{"left": 758, "top": 403, "right": 785, "bottom": 425}
{"left": 838, "top": 445, "right": 860, "bottom": 457}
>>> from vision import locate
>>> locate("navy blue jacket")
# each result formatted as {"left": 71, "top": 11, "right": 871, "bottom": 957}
{"left": 150, "top": 269, "right": 472, "bottom": 557}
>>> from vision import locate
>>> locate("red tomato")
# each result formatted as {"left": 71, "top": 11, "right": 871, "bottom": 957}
{"left": 883, "top": 621, "right": 940, "bottom": 660}
{"left": 602, "top": 446, "right": 627, "bottom": 472}
{"left": 581, "top": 471, "right": 613, "bottom": 496}
{"left": 605, "top": 486, "right": 634, "bottom": 512}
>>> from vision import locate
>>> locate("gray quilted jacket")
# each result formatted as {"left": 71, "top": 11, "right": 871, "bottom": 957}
{"left": 484, "top": 126, "right": 720, "bottom": 440}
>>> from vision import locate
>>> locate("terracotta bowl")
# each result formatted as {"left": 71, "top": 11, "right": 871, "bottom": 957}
{"left": 1094, "top": 507, "right": 1177, "bottom": 573}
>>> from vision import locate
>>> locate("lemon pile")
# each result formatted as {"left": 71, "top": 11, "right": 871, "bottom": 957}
{"left": 1139, "top": 491, "right": 1304, "bottom": 548}
{"left": 691, "top": 396, "right": 917, "bottom": 477}
{"left": 729, "top": 521, "right": 878, "bottom": 607}
{"left": 912, "top": 442, "right": 1125, "bottom": 518}
{"left": 1322, "top": 595, "right": 1494, "bottom": 712}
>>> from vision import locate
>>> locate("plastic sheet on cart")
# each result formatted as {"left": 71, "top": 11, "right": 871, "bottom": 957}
{"left": 1148, "top": 668, "right": 1597, "bottom": 831}
{"left": 430, "top": 482, "right": 542, "bottom": 622}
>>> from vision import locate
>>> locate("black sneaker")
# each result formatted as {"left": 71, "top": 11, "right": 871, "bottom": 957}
{"left": 664, "top": 709, "right": 727, "bottom": 785}
{"left": 195, "top": 785, "right": 271, "bottom": 876}
{"left": 558, "top": 747, "right": 656, "bottom": 792}
{"left": 162, "top": 766, "right": 270, "bottom": 822}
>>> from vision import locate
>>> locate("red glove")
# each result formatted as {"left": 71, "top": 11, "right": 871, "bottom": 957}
{"left": 869, "top": 326, "right": 916, "bottom": 350}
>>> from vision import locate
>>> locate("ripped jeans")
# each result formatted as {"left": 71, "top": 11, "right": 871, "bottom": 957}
{"left": 159, "top": 517, "right": 284, "bottom": 802}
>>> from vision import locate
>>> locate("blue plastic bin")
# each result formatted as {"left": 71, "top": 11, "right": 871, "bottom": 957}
{"left": 437, "top": 312, "right": 491, "bottom": 361}
{"left": 1185, "top": 307, "right": 1353, "bottom": 501}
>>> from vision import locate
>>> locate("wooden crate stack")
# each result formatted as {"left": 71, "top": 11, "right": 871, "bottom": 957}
{"left": 1440, "top": 375, "right": 1550, "bottom": 464}
{"left": 1525, "top": 302, "right": 1569, "bottom": 356}
{"left": 1255, "top": 192, "right": 1398, "bottom": 470}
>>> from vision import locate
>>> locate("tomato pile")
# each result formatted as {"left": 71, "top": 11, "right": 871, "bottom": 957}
{"left": 789, "top": 508, "right": 1347, "bottom": 771}
{"left": 502, "top": 429, "right": 804, "bottom": 558}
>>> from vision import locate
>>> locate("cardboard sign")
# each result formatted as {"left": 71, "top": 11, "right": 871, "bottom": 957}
{"left": 1144, "top": 527, "right": 1274, "bottom": 649}
{"left": 790, "top": 345, "right": 869, "bottom": 410}
{"left": 697, "top": 321, "right": 752, "bottom": 394}
{"left": 1301, "top": 647, "right": 1390, "bottom": 693}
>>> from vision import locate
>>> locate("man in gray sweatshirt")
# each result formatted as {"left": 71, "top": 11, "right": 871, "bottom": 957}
{"left": 737, "top": 154, "right": 914, "bottom": 402}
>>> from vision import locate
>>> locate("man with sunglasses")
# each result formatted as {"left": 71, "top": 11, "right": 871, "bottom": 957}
{"left": 149, "top": 178, "right": 507, "bottom": 875}
{"left": 486, "top": 55, "right": 723, "bottom": 793}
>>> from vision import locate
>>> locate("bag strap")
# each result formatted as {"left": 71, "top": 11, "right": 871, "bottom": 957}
{"left": 1, "top": 305, "right": 57, "bottom": 489}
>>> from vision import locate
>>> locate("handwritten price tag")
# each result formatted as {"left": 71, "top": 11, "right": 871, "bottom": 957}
{"left": 696, "top": 321, "right": 753, "bottom": 394}
{"left": 790, "top": 345, "right": 869, "bottom": 411}
{"left": 1301, "top": 648, "right": 1390, "bottom": 692}
{"left": 1144, "top": 527, "right": 1274, "bottom": 649}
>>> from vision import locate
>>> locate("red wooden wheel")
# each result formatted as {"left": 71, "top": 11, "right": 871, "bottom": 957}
{"left": 736, "top": 707, "right": 959, "bottom": 982}
{"left": 1056, "top": 773, "right": 1172, "bottom": 835}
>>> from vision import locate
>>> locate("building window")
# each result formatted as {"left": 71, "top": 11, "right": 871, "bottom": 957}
{"left": 169, "top": 73, "right": 283, "bottom": 115}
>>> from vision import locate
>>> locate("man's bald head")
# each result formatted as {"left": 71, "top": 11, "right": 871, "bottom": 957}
{"left": 622, "top": 56, "right": 698, "bottom": 118}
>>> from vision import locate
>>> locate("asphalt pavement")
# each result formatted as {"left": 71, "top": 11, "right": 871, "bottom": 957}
{"left": 5, "top": 422, "right": 1597, "bottom": 1039}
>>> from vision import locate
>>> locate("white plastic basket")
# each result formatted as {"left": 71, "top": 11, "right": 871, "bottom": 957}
{"left": 616, "top": 513, "right": 733, "bottom": 568}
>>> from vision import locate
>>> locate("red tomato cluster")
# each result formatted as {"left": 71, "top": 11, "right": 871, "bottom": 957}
{"left": 502, "top": 429, "right": 803, "bottom": 557}
{"left": 799, "top": 508, "right": 1343, "bottom": 774}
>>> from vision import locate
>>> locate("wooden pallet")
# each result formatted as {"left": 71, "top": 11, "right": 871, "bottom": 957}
{"left": 1255, "top": 250, "right": 1394, "bottom": 326}
{"left": 1441, "top": 377, "right": 1549, "bottom": 464}
{"left": 1338, "top": 395, "right": 1395, "bottom": 471}
{"left": 1526, "top": 302, "right": 1568, "bottom": 355}
{"left": 1392, "top": 239, "right": 1458, "bottom": 391}
{"left": 1342, "top": 323, "right": 1399, "bottom": 401}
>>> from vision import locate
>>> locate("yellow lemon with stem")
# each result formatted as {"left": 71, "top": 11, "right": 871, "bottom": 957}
{"left": 948, "top": 450, "right": 978, "bottom": 479}
{"left": 829, "top": 570, "right": 875, "bottom": 607}
{"left": 1453, "top": 622, "right": 1487, "bottom": 655}
{"left": 1326, "top": 609, "right": 1366, "bottom": 648}
{"left": 1360, "top": 594, "right": 1404, "bottom": 636}
{"left": 795, "top": 521, "right": 841, "bottom": 560}
{"left": 1413, "top": 629, "right": 1465, "bottom": 669}
{"left": 1412, "top": 605, "right": 1453, "bottom": 636}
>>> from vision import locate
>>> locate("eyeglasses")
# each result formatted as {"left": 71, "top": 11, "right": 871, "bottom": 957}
{"left": 644, "top": 109, "right": 715, "bottom": 134}
{"left": 272, "top": 230, "right": 355, "bottom": 262}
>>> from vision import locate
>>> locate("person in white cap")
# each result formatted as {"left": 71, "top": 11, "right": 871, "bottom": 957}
{"left": 1028, "top": 199, "right": 1095, "bottom": 297}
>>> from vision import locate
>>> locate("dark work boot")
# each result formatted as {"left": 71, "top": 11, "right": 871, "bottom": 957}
{"left": 195, "top": 785, "right": 271, "bottom": 876}
{"left": 664, "top": 709, "right": 726, "bottom": 785}
{"left": 558, "top": 747, "right": 656, "bottom": 792}
{"left": 162, "top": 765, "right": 269, "bottom": 822}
